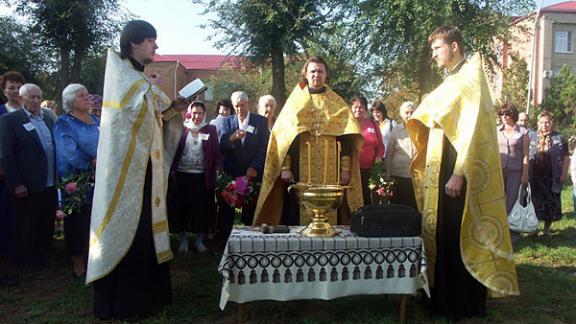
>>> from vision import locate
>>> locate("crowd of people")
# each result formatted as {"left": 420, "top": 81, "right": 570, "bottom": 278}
{"left": 0, "top": 20, "right": 573, "bottom": 322}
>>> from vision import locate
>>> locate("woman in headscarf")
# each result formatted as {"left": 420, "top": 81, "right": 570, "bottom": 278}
{"left": 531, "top": 110, "right": 569, "bottom": 237}
{"left": 172, "top": 101, "right": 223, "bottom": 252}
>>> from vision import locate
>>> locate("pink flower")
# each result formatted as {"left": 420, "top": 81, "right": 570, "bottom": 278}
{"left": 65, "top": 182, "right": 78, "bottom": 194}
{"left": 235, "top": 176, "right": 250, "bottom": 195}
{"left": 376, "top": 187, "right": 386, "bottom": 197}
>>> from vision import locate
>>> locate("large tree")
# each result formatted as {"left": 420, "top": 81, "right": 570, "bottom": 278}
{"left": 542, "top": 64, "right": 576, "bottom": 137}
{"left": 205, "top": 0, "right": 336, "bottom": 107}
{"left": 8, "top": 0, "right": 123, "bottom": 89}
{"left": 345, "top": 0, "right": 534, "bottom": 99}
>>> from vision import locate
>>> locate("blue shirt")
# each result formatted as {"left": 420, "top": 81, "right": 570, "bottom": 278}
{"left": 23, "top": 108, "right": 56, "bottom": 187}
{"left": 54, "top": 113, "right": 100, "bottom": 179}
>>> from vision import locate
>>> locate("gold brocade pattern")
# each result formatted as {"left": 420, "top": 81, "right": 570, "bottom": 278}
{"left": 407, "top": 53, "right": 519, "bottom": 297}
{"left": 86, "top": 50, "right": 182, "bottom": 284}
{"left": 298, "top": 133, "right": 338, "bottom": 225}
{"left": 253, "top": 84, "right": 363, "bottom": 226}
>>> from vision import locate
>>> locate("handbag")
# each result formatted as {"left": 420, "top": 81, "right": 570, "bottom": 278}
{"left": 507, "top": 183, "right": 539, "bottom": 233}
{"left": 350, "top": 204, "right": 421, "bottom": 237}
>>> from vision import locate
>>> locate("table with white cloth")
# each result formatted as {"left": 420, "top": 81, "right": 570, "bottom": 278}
{"left": 218, "top": 226, "right": 430, "bottom": 323}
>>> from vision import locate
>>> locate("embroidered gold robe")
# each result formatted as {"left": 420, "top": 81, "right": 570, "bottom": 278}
{"left": 253, "top": 83, "right": 363, "bottom": 226}
{"left": 407, "top": 53, "right": 519, "bottom": 297}
{"left": 86, "top": 50, "right": 183, "bottom": 284}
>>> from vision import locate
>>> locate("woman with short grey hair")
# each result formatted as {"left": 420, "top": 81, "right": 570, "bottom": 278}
{"left": 54, "top": 83, "right": 99, "bottom": 282}
{"left": 258, "top": 95, "right": 276, "bottom": 130}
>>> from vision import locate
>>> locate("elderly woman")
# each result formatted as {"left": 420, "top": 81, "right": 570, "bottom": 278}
{"left": 172, "top": 101, "right": 222, "bottom": 252}
{"left": 352, "top": 96, "right": 384, "bottom": 205}
{"left": 386, "top": 101, "right": 418, "bottom": 209}
{"left": 258, "top": 95, "right": 277, "bottom": 130}
{"left": 497, "top": 103, "right": 529, "bottom": 213}
{"left": 54, "top": 84, "right": 99, "bottom": 281}
{"left": 531, "top": 111, "right": 569, "bottom": 237}
{"left": 371, "top": 100, "right": 396, "bottom": 158}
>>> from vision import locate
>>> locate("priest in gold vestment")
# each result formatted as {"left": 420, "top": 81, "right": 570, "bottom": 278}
{"left": 407, "top": 26, "right": 518, "bottom": 320}
{"left": 253, "top": 57, "right": 363, "bottom": 226}
{"left": 87, "top": 21, "right": 185, "bottom": 320}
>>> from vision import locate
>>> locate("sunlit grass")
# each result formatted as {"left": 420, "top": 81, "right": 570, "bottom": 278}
{"left": 1, "top": 187, "right": 575, "bottom": 323}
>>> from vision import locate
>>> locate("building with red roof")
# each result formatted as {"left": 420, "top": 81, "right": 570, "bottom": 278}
{"left": 146, "top": 54, "right": 254, "bottom": 116}
{"left": 495, "top": 1, "right": 576, "bottom": 109}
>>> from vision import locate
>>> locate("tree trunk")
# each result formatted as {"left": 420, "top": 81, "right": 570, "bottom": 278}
{"left": 417, "top": 43, "right": 433, "bottom": 101}
{"left": 60, "top": 47, "right": 71, "bottom": 90}
{"left": 71, "top": 48, "right": 85, "bottom": 83}
{"left": 270, "top": 44, "right": 286, "bottom": 110}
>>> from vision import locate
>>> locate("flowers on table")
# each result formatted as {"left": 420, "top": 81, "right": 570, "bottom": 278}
{"left": 57, "top": 170, "right": 95, "bottom": 215}
{"left": 216, "top": 173, "right": 261, "bottom": 208}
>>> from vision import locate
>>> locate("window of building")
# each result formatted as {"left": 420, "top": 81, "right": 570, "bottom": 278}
{"left": 554, "top": 31, "right": 573, "bottom": 53}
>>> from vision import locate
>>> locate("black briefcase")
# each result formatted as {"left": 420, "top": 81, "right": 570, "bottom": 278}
{"left": 350, "top": 204, "right": 422, "bottom": 237}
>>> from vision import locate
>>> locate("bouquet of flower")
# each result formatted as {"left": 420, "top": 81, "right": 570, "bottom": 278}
{"left": 57, "top": 170, "right": 95, "bottom": 215}
{"left": 368, "top": 160, "right": 395, "bottom": 205}
{"left": 216, "top": 173, "right": 261, "bottom": 208}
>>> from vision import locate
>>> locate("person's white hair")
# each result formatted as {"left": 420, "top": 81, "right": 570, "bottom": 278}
{"left": 258, "top": 95, "right": 276, "bottom": 116}
{"left": 231, "top": 91, "right": 249, "bottom": 103}
{"left": 399, "top": 101, "right": 416, "bottom": 112}
{"left": 62, "top": 83, "right": 87, "bottom": 113}
{"left": 19, "top": 83, "right": 42, "bottom": 97}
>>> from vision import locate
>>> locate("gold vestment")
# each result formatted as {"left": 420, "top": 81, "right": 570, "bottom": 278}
{"left": 253, "top": 83, "right": 363, "bottom": 226}
{"left": 407, "top": 53, "right": 519, "bottom": 297}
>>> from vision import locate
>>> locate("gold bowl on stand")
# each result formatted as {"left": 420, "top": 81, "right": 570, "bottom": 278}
{"left": 288, "top": 183, "right": 349, "bottom": 237}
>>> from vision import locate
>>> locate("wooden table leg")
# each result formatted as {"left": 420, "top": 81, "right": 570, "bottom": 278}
{"left": 237, "top": 303, "right": 244, "bottom": 324}
{"left": 399, "top": 295, "right": 407, "bottom": 324}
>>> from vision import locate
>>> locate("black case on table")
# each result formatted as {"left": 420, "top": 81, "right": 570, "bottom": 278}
{"left": 350, "top": 204, "right": 422, "bottom": 237}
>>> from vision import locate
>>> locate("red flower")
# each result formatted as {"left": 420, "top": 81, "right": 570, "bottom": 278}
{"left": 65, "top": 182, "right": 78, "bottom": 194}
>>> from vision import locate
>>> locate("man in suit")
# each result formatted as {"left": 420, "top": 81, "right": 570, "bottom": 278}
{"left": 217, "top": 91, "right": 269, "bottom": 243}
{"left": 0, "top": 83, "right": 57, "bottom": 266}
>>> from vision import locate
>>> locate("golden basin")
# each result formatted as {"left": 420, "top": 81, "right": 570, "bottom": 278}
{"left": 288, "top": 183, "right": 349, "bottom": 237}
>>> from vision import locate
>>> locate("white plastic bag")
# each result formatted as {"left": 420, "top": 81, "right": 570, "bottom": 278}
{"left": 508, "top": 183, "right": 539, "bottom": 233}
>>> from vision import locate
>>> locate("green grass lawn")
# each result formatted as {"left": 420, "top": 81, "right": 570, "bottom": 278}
{"left": 1, "top": 188, "right": 575, "bottom": 323}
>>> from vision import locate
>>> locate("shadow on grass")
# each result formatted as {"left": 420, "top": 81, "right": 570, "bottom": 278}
{"left": 2, "top": 216, "right": 575, "bottom": 324}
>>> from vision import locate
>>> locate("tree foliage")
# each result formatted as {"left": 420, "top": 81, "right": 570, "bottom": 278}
{"left": 0, "top": 16, "right": 50, "bottom": 85}
{"left": 343, "top": 0, "right": 535, "bottom": 99}
{"left": 502, "top": 56, "right": 529, "bottom": 112}
{"left": 205, "top": 0, "right": 337, "bottom": 107}
{"left": 7, "top": 0, "right": 123, "bottom": 89}
{"left": 542, "top": 65, "right": 576, "bottom": 137}
{"left": 303, "top": 21, "right": 367, "bottom": 101}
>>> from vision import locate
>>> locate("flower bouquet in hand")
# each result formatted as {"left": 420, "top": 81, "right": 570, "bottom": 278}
{"left": 57, "top": 170, "right": 95, "bottom": 215}
{"left": 368, "top": 160, "right": 395, "bottom": 205}
{"left": 216, "top": 173, "right": 261, "bottom": 208}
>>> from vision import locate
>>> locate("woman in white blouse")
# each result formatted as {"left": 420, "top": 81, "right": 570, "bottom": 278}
{"left": 385, "top": 101, "right": 417, "bottom": 209}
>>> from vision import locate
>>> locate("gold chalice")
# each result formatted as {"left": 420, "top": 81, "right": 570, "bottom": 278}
{"left": 288, "top": 183, "right": 349, "bottom": 237}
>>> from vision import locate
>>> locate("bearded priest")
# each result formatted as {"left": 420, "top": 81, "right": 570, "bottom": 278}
{"left": 253, "top": 56, "right": 363, "bottom": 227}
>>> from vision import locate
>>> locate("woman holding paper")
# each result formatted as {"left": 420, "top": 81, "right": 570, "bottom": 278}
{"left": 171, "top": 101, "right": 222, "bottom": 252}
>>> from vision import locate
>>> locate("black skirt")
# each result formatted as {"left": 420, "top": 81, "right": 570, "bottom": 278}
{"left": 431, "top": 137, "right": 486, "bottom": 320}
{"left": 63, "top": 203, "right": 91, "bottom": 256}
{"left": 173, "top": 171, "right": 215, "bottom": 233}
{"left": 93, "top": 164, "right": 172, "bottom": 320}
